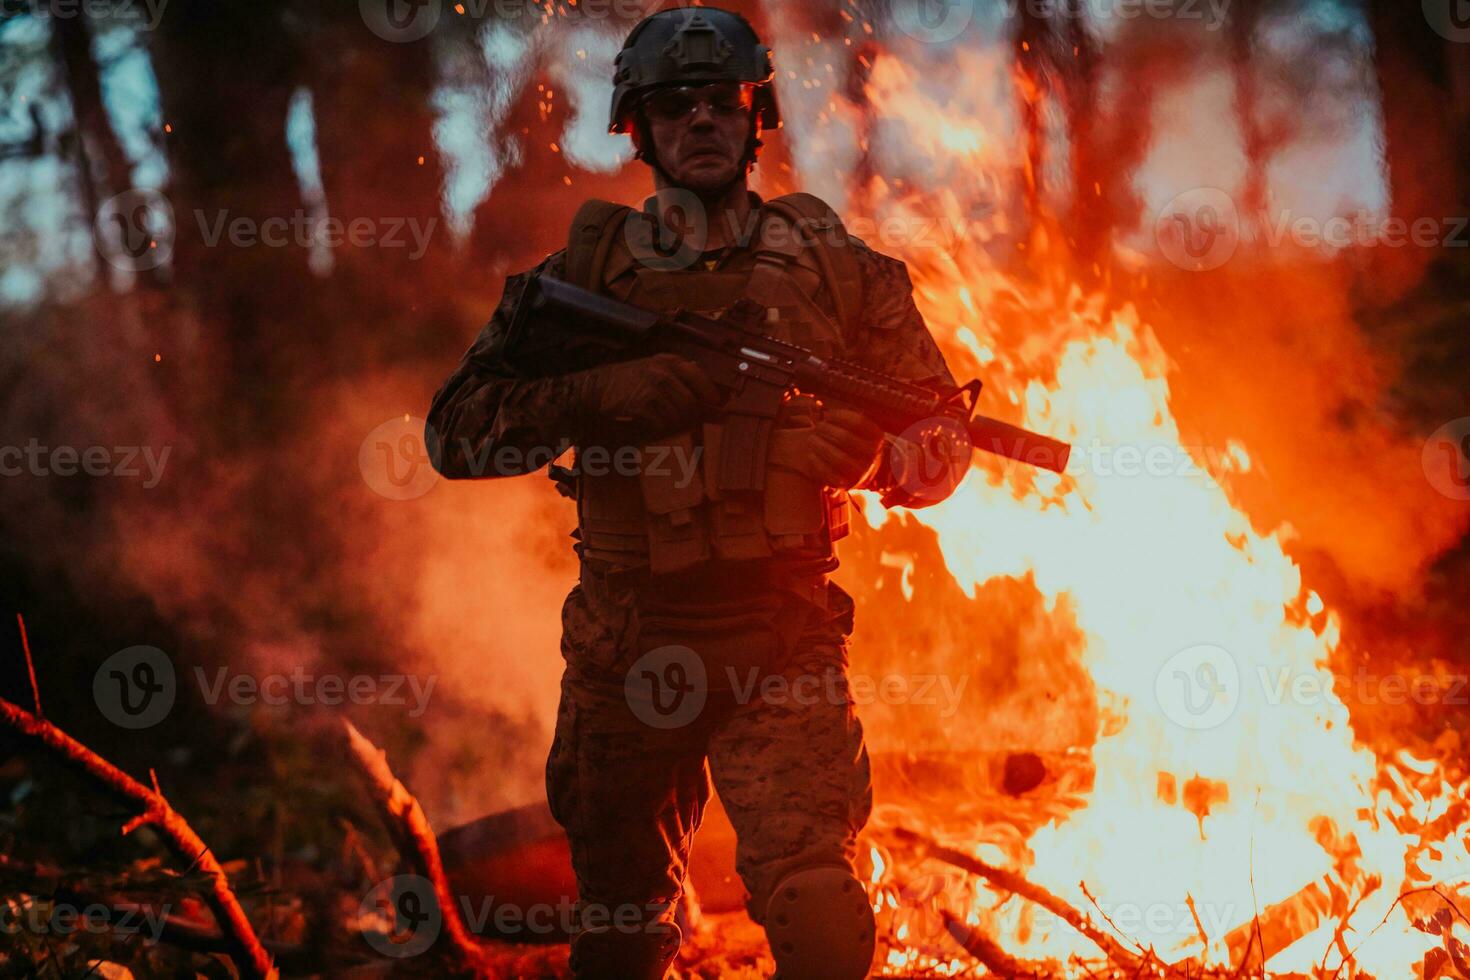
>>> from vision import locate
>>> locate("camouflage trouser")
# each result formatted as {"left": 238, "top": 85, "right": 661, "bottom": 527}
{"left": 544, "top": 571, "right": 873, "bottom": 935}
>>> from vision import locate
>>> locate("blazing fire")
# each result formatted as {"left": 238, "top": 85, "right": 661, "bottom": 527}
{"left": 758, "top": 37, "right": 1470, "bottom": 980}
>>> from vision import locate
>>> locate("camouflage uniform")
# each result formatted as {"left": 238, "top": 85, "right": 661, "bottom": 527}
{"left": 428, "top": 205, "right": 955, "bottom": 972}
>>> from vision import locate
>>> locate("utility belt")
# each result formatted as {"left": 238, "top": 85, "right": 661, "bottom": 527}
{"left": 580, "top": 556, "right": 832, "bottom": 608}
{"left": 581, "top": 558, "right": 833, "bottom": 693}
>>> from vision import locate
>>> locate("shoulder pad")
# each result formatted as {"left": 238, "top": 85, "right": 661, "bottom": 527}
{"left": 759, "top": 193, "right": 862, "bottom": 333}
{"left": 566, "top": 198, "right": 633, "bottom": 290}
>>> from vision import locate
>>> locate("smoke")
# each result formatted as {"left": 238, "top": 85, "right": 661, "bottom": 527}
{"left": 3, "top": 0, "right": 1465, "bottom": 834}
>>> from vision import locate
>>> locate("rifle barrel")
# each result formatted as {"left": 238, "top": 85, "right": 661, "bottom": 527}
{"left": 967, "top": 414, "right": 1071, "bottom": 474}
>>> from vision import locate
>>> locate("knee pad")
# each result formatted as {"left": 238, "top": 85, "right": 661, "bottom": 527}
{"left": 764, "top": 866, "right": 875, "bottom": 979}
{"left": 568, "top": 922, "right": 682, "bottom": 980}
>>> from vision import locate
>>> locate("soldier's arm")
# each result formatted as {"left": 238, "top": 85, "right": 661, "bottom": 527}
{"left": 426, "top": 251, "right": 585, "bottom": 478}
{"left": 845, "top": 241, "right": 962, "bottom": 508}
{"left": 845, "top": 240, "right": 957, "bottom": 388}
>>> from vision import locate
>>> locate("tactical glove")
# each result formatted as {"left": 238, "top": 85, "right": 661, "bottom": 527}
{"left": 768, "top": 395, "right": 885, "bottom": 490}
{"left": 573, "top": 353, "right": 721, "bottom": 442}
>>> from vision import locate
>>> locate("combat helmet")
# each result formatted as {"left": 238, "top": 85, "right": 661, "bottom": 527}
{"left": 609, "top": 7, "right": 780, "bottom": 173}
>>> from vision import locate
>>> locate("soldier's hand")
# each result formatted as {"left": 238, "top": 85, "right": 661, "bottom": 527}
{"left": 579, "top": 353, "right": 721, "bottom": 440}
{"left": 773, "top": 398, "right": 885, "bottom": 489}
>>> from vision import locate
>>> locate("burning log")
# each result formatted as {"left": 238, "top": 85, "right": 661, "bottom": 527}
{"left": 1224, "top": 876, "right": 1354, "bottom": 973}
{"left": 0, "top": 696, "right": 277, "bottom": 980}
{"left": 340, "top": 718, "right": 523, "bottom": 978}
{"left": 888, "top": 827, "right": 1145, "bottom": 973}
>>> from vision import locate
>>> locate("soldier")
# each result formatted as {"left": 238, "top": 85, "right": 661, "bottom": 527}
{"left": 427, "top": 8, "right": 961, "bottom": 978}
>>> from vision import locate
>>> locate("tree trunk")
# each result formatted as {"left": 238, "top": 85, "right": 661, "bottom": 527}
{"left": 1012, "top": 4, "right": 1052, "bottom": 230}
{"left": 1227, "top": 0, "right": 1268, "bottom": 233}
{"left": 1364, "top": 0, "right": 1461, "bottom": 303}
{"left": 49, "top": 12, "right": 132, "bottom": 212}
{"left": 1063, "top": 7, "right": 1103, "bottom": 277}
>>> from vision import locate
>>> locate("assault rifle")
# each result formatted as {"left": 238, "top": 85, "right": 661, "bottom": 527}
{"left": 503, "top": 275, "right": 1071, "bottom": 476}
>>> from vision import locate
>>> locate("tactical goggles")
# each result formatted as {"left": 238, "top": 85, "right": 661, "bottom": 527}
{"left": 640, "top": 82, "right": 756, "bottom": 122}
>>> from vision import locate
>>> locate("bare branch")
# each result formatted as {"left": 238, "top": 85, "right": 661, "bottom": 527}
{"left": 887, "top": 826, "right": 1143, "bottom": 972}
{"left": 15, "top": 613, "right": 41, "bottom": 717}
{"left": 340, "top": 718, "right": 515, "bottom": 978}
{"left": 0, "top": 696, "right": 276, "bottom": 980}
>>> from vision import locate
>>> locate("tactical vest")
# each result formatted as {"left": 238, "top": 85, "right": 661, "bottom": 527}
{"left": 562, "top": 192, "right": 864, "bottom": 576}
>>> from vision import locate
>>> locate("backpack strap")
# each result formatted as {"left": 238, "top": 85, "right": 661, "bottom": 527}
{"left": 755, "top": 192, "right": 864, "bottom": 335}
{"left": 566, "top": 198, "right": 633, "bottom": 291}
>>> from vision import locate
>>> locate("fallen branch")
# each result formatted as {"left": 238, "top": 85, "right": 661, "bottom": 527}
{"left": 888, "top": 827, "right": 1144, "bottom": 973}
{"left": 0, "top": 697, "right": 276, "bottom": 980}
{"left": 942, "top": 909, "right": 1047, "bottom": 977}
{"left": 0, "top": 853, "right": 308, "bottom": 964}
{"left": 1226, "top": 877, "right": 1339, "bottom": 974}
{"left": 340, "top": 718, "right": 519, "bottom": 978}
{"left": 1080, "top": 879, "right": 1149, "bottom": 960}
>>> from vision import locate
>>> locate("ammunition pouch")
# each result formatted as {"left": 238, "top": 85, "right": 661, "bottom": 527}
{"left": 562, "top": 191, "right": 863, "bottom": 576}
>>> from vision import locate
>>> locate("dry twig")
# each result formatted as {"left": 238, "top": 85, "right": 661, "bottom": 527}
{"left": 340, "top": 718, "right": 518, "bottom": 978}
{"left": 16, "top": 613, "right": 41, "bottom": 716}
{"left": 0, "top": 696, "right": 276, "bottom": 980}
{"left": 889, "top": 826, "right": 1143, "bottom": 973}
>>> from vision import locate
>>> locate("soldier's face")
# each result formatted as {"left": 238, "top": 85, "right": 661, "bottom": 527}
{"left": 640, "top": 82, "right": 755, "bottom": 192}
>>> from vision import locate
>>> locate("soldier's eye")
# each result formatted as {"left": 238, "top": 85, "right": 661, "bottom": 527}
{"left": 643, "top": 84, "right": 754, "bottom": 121}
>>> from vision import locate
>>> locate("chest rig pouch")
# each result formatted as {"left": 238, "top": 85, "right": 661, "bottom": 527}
{"left": 562, "top": 193, "right": 863, "bottom": 579}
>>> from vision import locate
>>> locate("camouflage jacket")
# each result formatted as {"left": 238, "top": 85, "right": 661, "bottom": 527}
{"left": 427, "top": 236, "right": 956, "bottom": 484}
